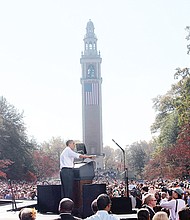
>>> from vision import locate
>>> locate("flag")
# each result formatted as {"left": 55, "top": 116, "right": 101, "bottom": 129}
{"left": 84, "top": 82, "right": 99, "bottom": 105}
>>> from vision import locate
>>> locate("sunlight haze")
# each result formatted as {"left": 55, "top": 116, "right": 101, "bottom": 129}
{"left": 0, "top": 0, "right": 190, "bottom": 149}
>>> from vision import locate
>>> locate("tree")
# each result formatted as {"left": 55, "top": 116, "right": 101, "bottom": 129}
{"left": 0, "top": 97, "right": 35, "bottom": 179}
{"left": 128, "top": 141, "right": 147, "bottom": 179}
{"left": 151, "top": 90, "right": 179, "bottom": 148}
{"left": 40, "top": 136, "right": 66, "bottom": 172}
{"left": 33, "top": 149, "right": 58, "bottom": 180}
{"left": 0, "top": 159, "right": 12, "bottom": 179}
{"left": 174, "top": 68, "right": 190, "bottom": 126}
{"left": 103, "top": 146, "right": 118, "bottom": 170}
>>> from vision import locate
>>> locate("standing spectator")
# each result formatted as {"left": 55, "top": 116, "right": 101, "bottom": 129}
{"left": 155, "top": 192, "right": 161, "bottom": 205}
{"left": 142, "top": 194, "right": 157, "bottom": 220}
{"left": 54, "top": 197, "right": 81, "bottom": 220}
{"left": 137, "top": 208, "right": 150, "bottom": 220}
{"left": 178, "top": 207, "right": 190, "bottom": 220}
{"left": 91, "top": 199, "right": 98, "bottom": 214}
{"left": 160, "top": 188, "right": 186, "bottom": 220}
{"left": 85, "top": 194, "right": 117, "bottom": 220}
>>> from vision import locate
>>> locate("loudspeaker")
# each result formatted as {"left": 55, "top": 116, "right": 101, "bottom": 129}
{"left": 111, "top": 197, "right": 132, "bottom": 214}
{"left": 82, "top": 184, "right": 106, "bottom": 218}
{"left": 37, "top": 185, "right": 61, "bottom": 214}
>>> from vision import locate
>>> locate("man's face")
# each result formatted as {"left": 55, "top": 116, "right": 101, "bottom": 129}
{"left": 172, "top": 191, "right": 179, "bottom": 199}
{"left": 69, "top": 141, "right": 75, "bottom": 150}
{"left": 149, "top": 196, "right": 157, "bottom": 207}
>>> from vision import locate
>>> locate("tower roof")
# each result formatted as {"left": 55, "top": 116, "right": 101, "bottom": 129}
{"left": 86, "top": 19, "right": 96, "bottom": 37}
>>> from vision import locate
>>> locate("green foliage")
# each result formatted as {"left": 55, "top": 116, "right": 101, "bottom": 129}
{"left": 127, "top": 141, "right": 149, "bottom": 179}
{"left": 0, "top": 97, "right": 35, "bottom": 179}
{"left": 103, "top": 146, "right": 118, "bottom": 170}
{"left": 145, "top": 28, "right": 190, "bottom": 180}
{"left": 185, "top": 26, "right": 190, "bottom": 54}
{"left": 174, "top": 68, "right": 190, "bottom": 125}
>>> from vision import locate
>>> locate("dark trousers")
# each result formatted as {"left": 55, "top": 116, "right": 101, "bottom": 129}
{"left": 60, "top": 168, "right": 74, "bottom": 200}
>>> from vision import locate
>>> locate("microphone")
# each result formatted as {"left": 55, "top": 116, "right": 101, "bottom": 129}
{"left": 77, "top": 150, "right": 84, "bottom": 154}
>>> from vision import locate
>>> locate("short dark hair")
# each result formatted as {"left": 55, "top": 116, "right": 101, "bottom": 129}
{"left": 97, "top": 194, "right": 111, "bottom": 210}
{"left": 178, "top": 207, "right": 190, "bottom": 220}
{"left": 66, "top": 140, "right": 74, "bottom": 146}
{"left": 59, "top": 198, "right": 74, "bottom": 213}
{"left": 91, "top": 199, "right": 98, "bottom": 213}
{"left": 137, "top": 208, "right": 150, "bottom": 220}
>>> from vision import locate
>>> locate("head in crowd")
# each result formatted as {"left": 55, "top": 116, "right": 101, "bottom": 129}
{"left": 143, "top": 193, "right": 157, "bottom": 208}
{"left": 172, "top": 188, "right": 184, "bottom": 199}
{"left": 142, "top": 186, "right": 149, "bottom": 193}
{"left": 178, "top": 207, "right": 190, "bottom": 220}
{"left": 19, "top": 208, "right": 37, "bottom": 220}
{"left": 161, "top": 192, "right": 167, "bottom": 199}
{"left": 152, "top": 211, "right": 169, "bottom": 220}
{"left": 137, "top": 208, "right": 150, "bottom": 220}
{"left": 97, "top": 194, "right": 112, "bottom": 211}
{"left": 155, "top": 192, "right": 161, "bottom": 201}
{"left": 91, "top": 199, "right": 98, "bottom": 213}
{"left": 59, "top": 198, "right": 74, "bottom": 213}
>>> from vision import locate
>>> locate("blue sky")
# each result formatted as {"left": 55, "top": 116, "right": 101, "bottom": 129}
{"left": 0, "top": 0, "right": 190, "bottom": 148}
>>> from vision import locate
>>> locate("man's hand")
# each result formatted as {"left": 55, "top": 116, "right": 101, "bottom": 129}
{"left": 88, "top": 155, "right": 96, "bottom": 160}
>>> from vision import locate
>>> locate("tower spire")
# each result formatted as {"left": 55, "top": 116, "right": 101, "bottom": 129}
{"left": 83, "top": 19, "right": 98, "bottom": 56}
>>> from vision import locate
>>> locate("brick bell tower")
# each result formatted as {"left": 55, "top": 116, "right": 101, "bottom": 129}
{"left": 80, "top": 20, "right": 103, "bottom": 169}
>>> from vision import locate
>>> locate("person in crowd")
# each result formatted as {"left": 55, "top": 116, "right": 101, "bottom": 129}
{"left": 4, "top": 189, "right": 12, "bottom": 199}
{"left": 60, "top": 140, "right": 95, "bottom": 199}
{"left": 160, "top": 188, "right": 186, "bottom": 220}
{"left": 178, "top": 207, "right": 190, "bottom": 220}
{"left": 155, "top": 192, "right": 161, "bottom": 205}
{"left": 19, "top": 208, "right": 37, "bottom": 220}
{"left": 152, "top": 211, "right": 169, "bottom": 220}
{"left": 129, "top": 191, "right": 137, "bottom": 209}
{"left": 137, "top": 208, "right": 150, "bottom": 220}
{"left": 85, "top": 193, "right": 117, "bottom": 220}
{"left": 142, "top": 193, "right": 157, "bottom": 220}
{"left": 91, "top": 199, "right": 98, "bottom": 214}
{"left": 161, "top": 192, "right": 167, "bottom": 200}
{"left": 54, "top": 197, "right": 81, "bottom": 220}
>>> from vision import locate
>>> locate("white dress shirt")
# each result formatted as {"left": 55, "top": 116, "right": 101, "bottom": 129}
{"left": 60, "top": 147, "right": 80, "bottom": 169}
{"left": 160, "top": 198, "right": 186, "bottom": 220}
{"left": 85, "top": 210, "right": 118, "bottom": 220}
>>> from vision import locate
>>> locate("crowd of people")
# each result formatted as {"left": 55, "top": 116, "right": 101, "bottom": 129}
{"left": 0, "top": 180, "right": 38, "bottom": 200}
{"left": 17, "top": 189, "right": 190, "bottom": 220}
{"left": 1, "top": 174, "right": 190, "bottom": 220}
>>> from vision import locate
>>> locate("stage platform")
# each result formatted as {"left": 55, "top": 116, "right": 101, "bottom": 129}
{"left": 0, "top": 199, "right": 59, "bottom": 219}
{"left": 0, "top": 199, "right": 37, "bottom": 213}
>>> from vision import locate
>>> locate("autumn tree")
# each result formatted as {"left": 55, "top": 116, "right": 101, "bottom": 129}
{"left": 33, "top": 149, "right": 58, "bottom": 180}
{"left": 145, "top": 27, "right": 190, "bottom": 180}
{"left": 0, "top": 159, "right": 12, "bottom": 179}
{"left": 40, "top": 136, "right": 66, "bottom": 172}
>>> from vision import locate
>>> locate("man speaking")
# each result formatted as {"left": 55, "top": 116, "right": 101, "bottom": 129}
{"left": 60, "top": 140, "right": 95, "bottom": 200}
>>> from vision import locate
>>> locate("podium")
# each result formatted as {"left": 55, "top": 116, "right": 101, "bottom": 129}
{"left": 73, "top": 161, "right": 95, "bottom": 209}
{"left": 37, "top": 161, "right": 96, "bottom": 214}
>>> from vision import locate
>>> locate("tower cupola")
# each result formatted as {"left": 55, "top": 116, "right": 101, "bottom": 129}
{"left": 83, "top": 19, "right": 98, "bottom": 56}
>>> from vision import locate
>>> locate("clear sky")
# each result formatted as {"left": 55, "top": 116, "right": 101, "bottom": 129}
{"left": 0, "top": 0, "right": 190, "bottom": 149}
